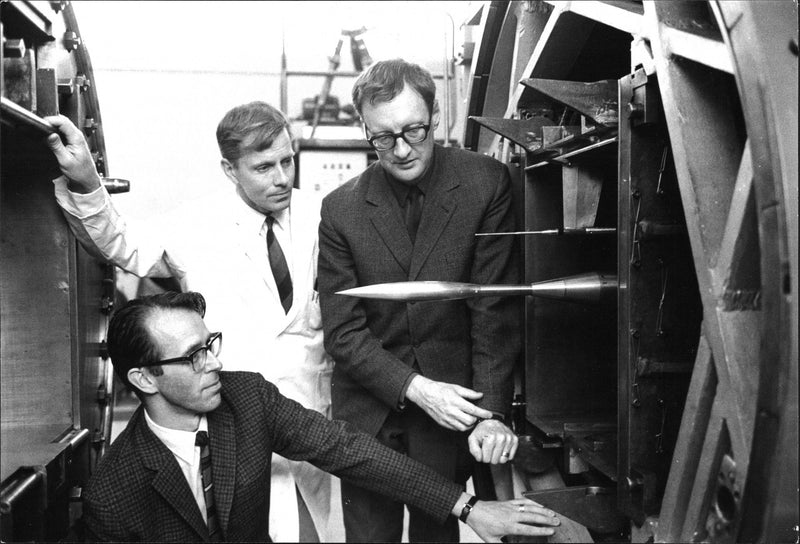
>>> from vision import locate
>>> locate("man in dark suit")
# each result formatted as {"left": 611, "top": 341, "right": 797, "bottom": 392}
{"left": 83, "top": 291, "right": 558, "bottom": 542}
{"left": 317, "top": 59, "right": 522, "bottom": 542}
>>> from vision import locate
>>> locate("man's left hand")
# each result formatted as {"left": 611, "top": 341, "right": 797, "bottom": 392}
{"left": 465, "top": 498, "right": 560, "bottom": 542}
{"left": 468, "top": 419, "right": 518, "bottom": 464}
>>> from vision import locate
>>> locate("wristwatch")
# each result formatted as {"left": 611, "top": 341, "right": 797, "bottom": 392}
{"left": 459, "top": 495, "right": 479, "bottom": 523}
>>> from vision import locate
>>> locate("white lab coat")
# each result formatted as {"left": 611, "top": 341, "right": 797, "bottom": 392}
{"left": 53, "top": 178, "right": 337, "bottom": 542}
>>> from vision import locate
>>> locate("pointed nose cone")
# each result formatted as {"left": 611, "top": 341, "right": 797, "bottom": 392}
{"left": 336, "top": 281, "right": 481, "bottom": 301}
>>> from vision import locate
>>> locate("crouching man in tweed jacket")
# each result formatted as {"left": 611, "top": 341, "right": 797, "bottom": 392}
{"left": 81, "top": 291, "right": 560, "bottom": 542}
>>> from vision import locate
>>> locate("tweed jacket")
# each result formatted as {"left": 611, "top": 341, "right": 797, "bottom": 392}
{"left": 82, "top": 371, "right": 462, "bottom": 542}
{"left": 318, "top": 144, "right": 521, "bottom": 436}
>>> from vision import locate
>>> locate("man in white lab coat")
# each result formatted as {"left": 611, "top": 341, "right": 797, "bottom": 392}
{"left": 44, "top": 102, "right": 335, "bottom": 542}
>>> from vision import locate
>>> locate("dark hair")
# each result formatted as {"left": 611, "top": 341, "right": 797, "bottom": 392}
{"left": 351, "top": 58, "right": 436, "bottom": 118}
{"left": 216, "top": 101, "right": 291, "bottom": 163}
{"left": 108, "top": 292, "right": 207, "bottom": 396}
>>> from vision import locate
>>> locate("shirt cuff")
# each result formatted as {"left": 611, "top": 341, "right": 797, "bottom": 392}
{"left": 397, "top": 371, "right": 419, "bottom": 411}
{"left": 483, "top": 412, "right": 507, "bottom": 423}
{"left": 53, "top": 176, "right": 109, "bottom": 219}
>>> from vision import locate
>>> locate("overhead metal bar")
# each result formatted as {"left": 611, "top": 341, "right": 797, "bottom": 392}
{"left": 0, "top": 96, "right": 56, "bottom": 135}
{"left": 468, "top": 116, "right": 553, "bottom": 152}
{"left": 659, "top": 26, "right": 733, "bottom": 74}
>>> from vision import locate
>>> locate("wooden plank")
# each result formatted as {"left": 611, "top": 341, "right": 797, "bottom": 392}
{"left": 655, "top": 336, "right": 716, "bottom": 542}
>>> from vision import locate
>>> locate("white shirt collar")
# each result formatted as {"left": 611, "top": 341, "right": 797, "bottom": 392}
{"left": 144, "top": 409, "right": 208, "bottom": 465}
{"left": 231, "top": 194, "right": 291, "bottom": 234}
{"left": 270, "top": 206, "right": 290, "bottom": 230}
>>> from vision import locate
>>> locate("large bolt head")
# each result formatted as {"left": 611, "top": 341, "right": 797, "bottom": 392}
{"left": 58, "top": 78, "right": 76, "bottom": 95}
{"left": 63, "top": 31, "right": 82, "bottom": 51}
{"left": 74, "top": 74, "right": 91, "bottom": 92}
{"left": 3, "top": 38, "right": 26, "bottom": 58}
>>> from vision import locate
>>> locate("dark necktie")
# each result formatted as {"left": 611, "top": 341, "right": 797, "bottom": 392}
{"left": 266, "top": 216, "right": 293, "bottom": 313}
{"left": 195, "top": 431, "right": 221, "bottom": 541}
{"left": 404, "top": 185, "right": 424, "bottom": 244}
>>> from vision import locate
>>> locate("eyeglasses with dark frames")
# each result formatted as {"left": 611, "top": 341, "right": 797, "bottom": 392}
{"left": 142, "top": 332, "right": 222, "bottom": 373}
{"left": 365, "top": 121, "right": 432, "bottom": 152}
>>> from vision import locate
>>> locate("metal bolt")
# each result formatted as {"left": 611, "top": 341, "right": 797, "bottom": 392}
{"left": 63, "top": 31, "right": 82, "bottom": 52}
{"left": 74, "top": 74, "right": 91, "bottom": 92}
{"left": 630, "top": 328, "right": 640, "bottom": 339}
{"left": 58, "top": 78, "right": 76, "bottom": 96}
{"left": 96, "top": 385, "right": 109, "bottom": 402}
{"left": 50, "top": 1, "right": 68, "bottom": 13}
{"left": 98, "top": 340, "right": 109, "bottom": 359}
{"left": 790, "top": 39, "right": 798, "bottom": 56}
{"left": 628, "top": 102, "right": 644, "bottom": 117}
{"left": 3, "top": 38, "right": 26, "bottom": 58}
{"left": 84, "top": 118, "right": 98, "bottom": 133}
{"left": 100, "top": 295, "right": 114, "bottom": 315}
{"left": 92, "top": 151, "right": 105, "bottom": 173}
{"left": 625, "top": 476, "right": 643, "bottom": 490}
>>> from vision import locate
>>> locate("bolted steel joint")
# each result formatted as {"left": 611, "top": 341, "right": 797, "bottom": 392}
{"left": 63, "top": 31, "right": 82, "bottom": 51}
{"left": 628, "top": 101, "right": 644, "bottom": 117}
{"left": 100, "top": 295, "right": 114, "bottom": 315}
{"left": 4, "top": 38, "right": 27, "bottom": 58}
{"left": 92, "top": 152, "right": 105, "bottom": 175}
{"left": 74, "top": 74, "right": 91, "bottom": 93}
{"left": 83, "top": 117, "right": 98, "bottom": 134}
{"left": 58, "top": 78, "right": 76, "bottom": 96}
{"left": 3, "top": 38, "right": 27, "bottom": 58}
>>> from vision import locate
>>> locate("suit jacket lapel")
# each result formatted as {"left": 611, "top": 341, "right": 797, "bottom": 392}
{"left": 366, "top": 168, "right": 413, "bottom": 274}
{"left": 410, "top": 151, "right": 458, "bottom": 280}
{"left": 132, "top": 409, "right": 208, "bottom": 540}
{"left": 208, "top": 403, "right": 236, "bottom": 536}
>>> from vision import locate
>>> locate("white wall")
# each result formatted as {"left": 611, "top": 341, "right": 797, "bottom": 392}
{"left": 72, "top": 1, "right": 477, "bottom": 221}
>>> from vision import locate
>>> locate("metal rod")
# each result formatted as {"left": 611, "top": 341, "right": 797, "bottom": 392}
{"left": 442, "top": 27, "right": 450, "bottom": 147}
{"left": 0, "top": 469, "right": 45, "bottom": 515}
{"left": 99, "top": 358, "right": 115, "bottom": 459}
{"left": 280, "top": 27, "right": 288, "bottom": 114}
{"left": 550, "top": 136, "right": 617, "bottom": 163}
{"left": 0, "top": 96, "right": 55, "bottom": 135}
{"left": 310, "top": 36, "right": 345, "bottom": 139}
{"left": 476, "top": 227, "right": 617, "bottom": 237}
